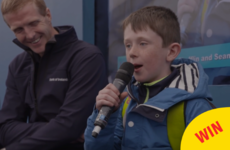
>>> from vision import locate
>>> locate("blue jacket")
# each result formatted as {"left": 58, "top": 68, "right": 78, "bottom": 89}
{"left": 0, "top": 26, "right": 108, "bottom": 150}
{"left": 84, "top": 58, "right": 213, "bottom": 150}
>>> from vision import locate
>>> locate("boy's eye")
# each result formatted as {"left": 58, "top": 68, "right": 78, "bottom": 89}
{"left": 140, "top": 42, "right": 147, "bottom": 46}
{"left": 126, "top": 44, "right": 131, "bottom": 48}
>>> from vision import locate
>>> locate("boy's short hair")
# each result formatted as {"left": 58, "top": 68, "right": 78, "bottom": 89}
{"left": 123, "top": 6, "right": 180, "bottom": 47}
{"left": 1, "top": 0, "right": 47, "bottom": 16}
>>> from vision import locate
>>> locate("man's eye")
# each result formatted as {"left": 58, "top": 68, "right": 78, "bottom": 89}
{"left": 30, "top": 21, "right": 39, "bottom": 26}
{"left": 14, "top": 28, "right": 23, "bottom": 33}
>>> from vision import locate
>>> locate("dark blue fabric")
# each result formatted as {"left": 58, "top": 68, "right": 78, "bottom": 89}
{"left": 83, "top": 0, "right": 95, "bottom": 45}
{"left": 95, "top": 0, "right": 109, "bottom": 71}
{"left": 0, "top": 26, "right": 108, "bottom": 150}
{"left": 205, "top": 67, "right": 230, "bottom": 85}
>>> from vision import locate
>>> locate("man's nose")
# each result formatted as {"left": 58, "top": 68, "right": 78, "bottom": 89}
{"left": 24, "top": 27, "right": 35, "bottom": 40}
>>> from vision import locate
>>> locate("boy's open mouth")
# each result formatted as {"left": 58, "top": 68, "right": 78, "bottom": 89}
{"left": 134, "top": 64, "right": 143, "bottom": 70}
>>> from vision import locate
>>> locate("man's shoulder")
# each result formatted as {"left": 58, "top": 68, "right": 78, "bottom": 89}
{"left": 55, "top": 25, "right": 102, "bottom": 56}
{"left": 72, "top": 40, "right": 101, "bottom": 54}
{"left": 68, "top": 40, "right": 103, "bottom": 60}
{"left": 9, "top": 52, "right": 30, "bottom": 69}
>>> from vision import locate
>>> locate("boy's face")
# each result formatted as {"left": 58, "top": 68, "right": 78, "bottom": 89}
{"left": 124, "top": 24, "right": 171, "bottom": 83}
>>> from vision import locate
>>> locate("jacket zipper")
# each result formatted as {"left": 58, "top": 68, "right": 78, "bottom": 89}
{"left": 27, "top": 52, "right": 40, "bottom": 117}
{"left": 32, "top": 56, "right": 40, "bottom": 116}
{"left": 127, "top": 82, "right": 165, "bottom": 112}
{"left": 34, "top": 98, "right": 39, "bottom": 115}
{"left": 29, "top": 51, "right": 47, "bottom": 119}
{"left": 34, "top": 46, "right": 53, "bottom": 121}
{"left": 127, "top": 83, "right": 140, "bottom": 105}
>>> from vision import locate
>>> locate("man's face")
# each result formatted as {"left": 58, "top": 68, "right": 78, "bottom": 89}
{"left": 124, "top": 24, "right": 171, "bottom": 83}
{"left": 4, "top": 2, "right": 56, "bottom": 57}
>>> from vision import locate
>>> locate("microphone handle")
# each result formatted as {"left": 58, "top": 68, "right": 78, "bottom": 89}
{"left": 112, "top": 78, "right": 127, "bottom": 93}
{"left": 92, "top": 106, "right": 113, "bottom": 138}
{"left": 92, "top": 79, "right": 127, "bottom": 138}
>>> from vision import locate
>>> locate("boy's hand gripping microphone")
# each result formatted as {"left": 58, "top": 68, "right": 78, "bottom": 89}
{"left": 92, "top": 62, "right": 134, "bottom": 138}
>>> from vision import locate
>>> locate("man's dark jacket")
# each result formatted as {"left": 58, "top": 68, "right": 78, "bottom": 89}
{"left": 0, "top": 26, "right": 108, "bottom": 150}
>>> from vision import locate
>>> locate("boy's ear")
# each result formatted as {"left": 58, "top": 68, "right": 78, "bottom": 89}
{"left": 166, "top": 43, "right": 181, "bottom": 62}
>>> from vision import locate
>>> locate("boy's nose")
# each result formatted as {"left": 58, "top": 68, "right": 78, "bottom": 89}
{"left": 129, "top": 46, "right": 138, "bottom": 59}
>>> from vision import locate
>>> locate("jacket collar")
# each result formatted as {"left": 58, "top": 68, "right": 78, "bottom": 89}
{"left": 128, "top": 58, "right": 212, "bottom": 110}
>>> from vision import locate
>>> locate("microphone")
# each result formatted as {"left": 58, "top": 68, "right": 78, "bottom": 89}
{"left": 92, "top": 62, "right": 134, "bottom": 138}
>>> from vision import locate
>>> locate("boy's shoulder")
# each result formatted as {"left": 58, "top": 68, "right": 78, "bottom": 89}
{"left": 185, "top": 98, "right": 214, "bottom": 125}
{"left": 186, "top": 98, "right": 214, "bottom": 110}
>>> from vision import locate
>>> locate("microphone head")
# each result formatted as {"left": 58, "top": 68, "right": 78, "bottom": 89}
{"left": 115, "top": 62, "right": 134, "bottom": 84}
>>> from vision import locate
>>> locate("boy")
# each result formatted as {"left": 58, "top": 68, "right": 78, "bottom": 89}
{"left": 84, "top": 6, "right": 213, "bottom": 150}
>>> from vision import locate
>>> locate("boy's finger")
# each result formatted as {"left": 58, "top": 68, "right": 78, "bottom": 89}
{"left": 105, "top": 83, "right": 120, "bottom": 95}
{"left": 120, "top": 92, "right": 128, "bottom": 102}
{"left": 96, "top": 94, "right": 119, "bottom": 105}
{"left": 96, "top": 93, "right": 120, "bottom": 109}
{"left": 96, "top": 100, "right": 116, "bottom": 110}
{"left": 99, "top": 89, "right": 120, "bottom": 101}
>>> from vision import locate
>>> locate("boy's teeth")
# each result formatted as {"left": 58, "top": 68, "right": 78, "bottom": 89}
{"left": 32, "top": 38, "right": 40, "bottom": 44}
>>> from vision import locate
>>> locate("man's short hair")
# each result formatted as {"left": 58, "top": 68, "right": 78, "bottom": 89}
{"left": 1, "top": 0, "right": 47, "bottom": 16}
{"left": 123, "top": 6, "right": 181, "bottom": 47}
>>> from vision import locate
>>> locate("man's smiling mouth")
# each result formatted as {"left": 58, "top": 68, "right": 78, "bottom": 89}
{"left": 31, "top": 37, "right": 41, "bottom": 44}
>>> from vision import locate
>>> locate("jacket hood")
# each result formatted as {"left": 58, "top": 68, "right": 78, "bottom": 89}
{"left": 128, "top": 58, "right": 212, "bottom": 110}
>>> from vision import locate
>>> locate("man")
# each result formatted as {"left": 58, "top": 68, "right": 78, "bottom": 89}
{"left": 0, "top": 0, "right": 107, "bottom": 150}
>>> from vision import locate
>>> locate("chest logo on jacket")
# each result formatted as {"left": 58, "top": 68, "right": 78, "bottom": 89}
{"left": 49, "top": 78, "right": 68, "bottom": 82}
